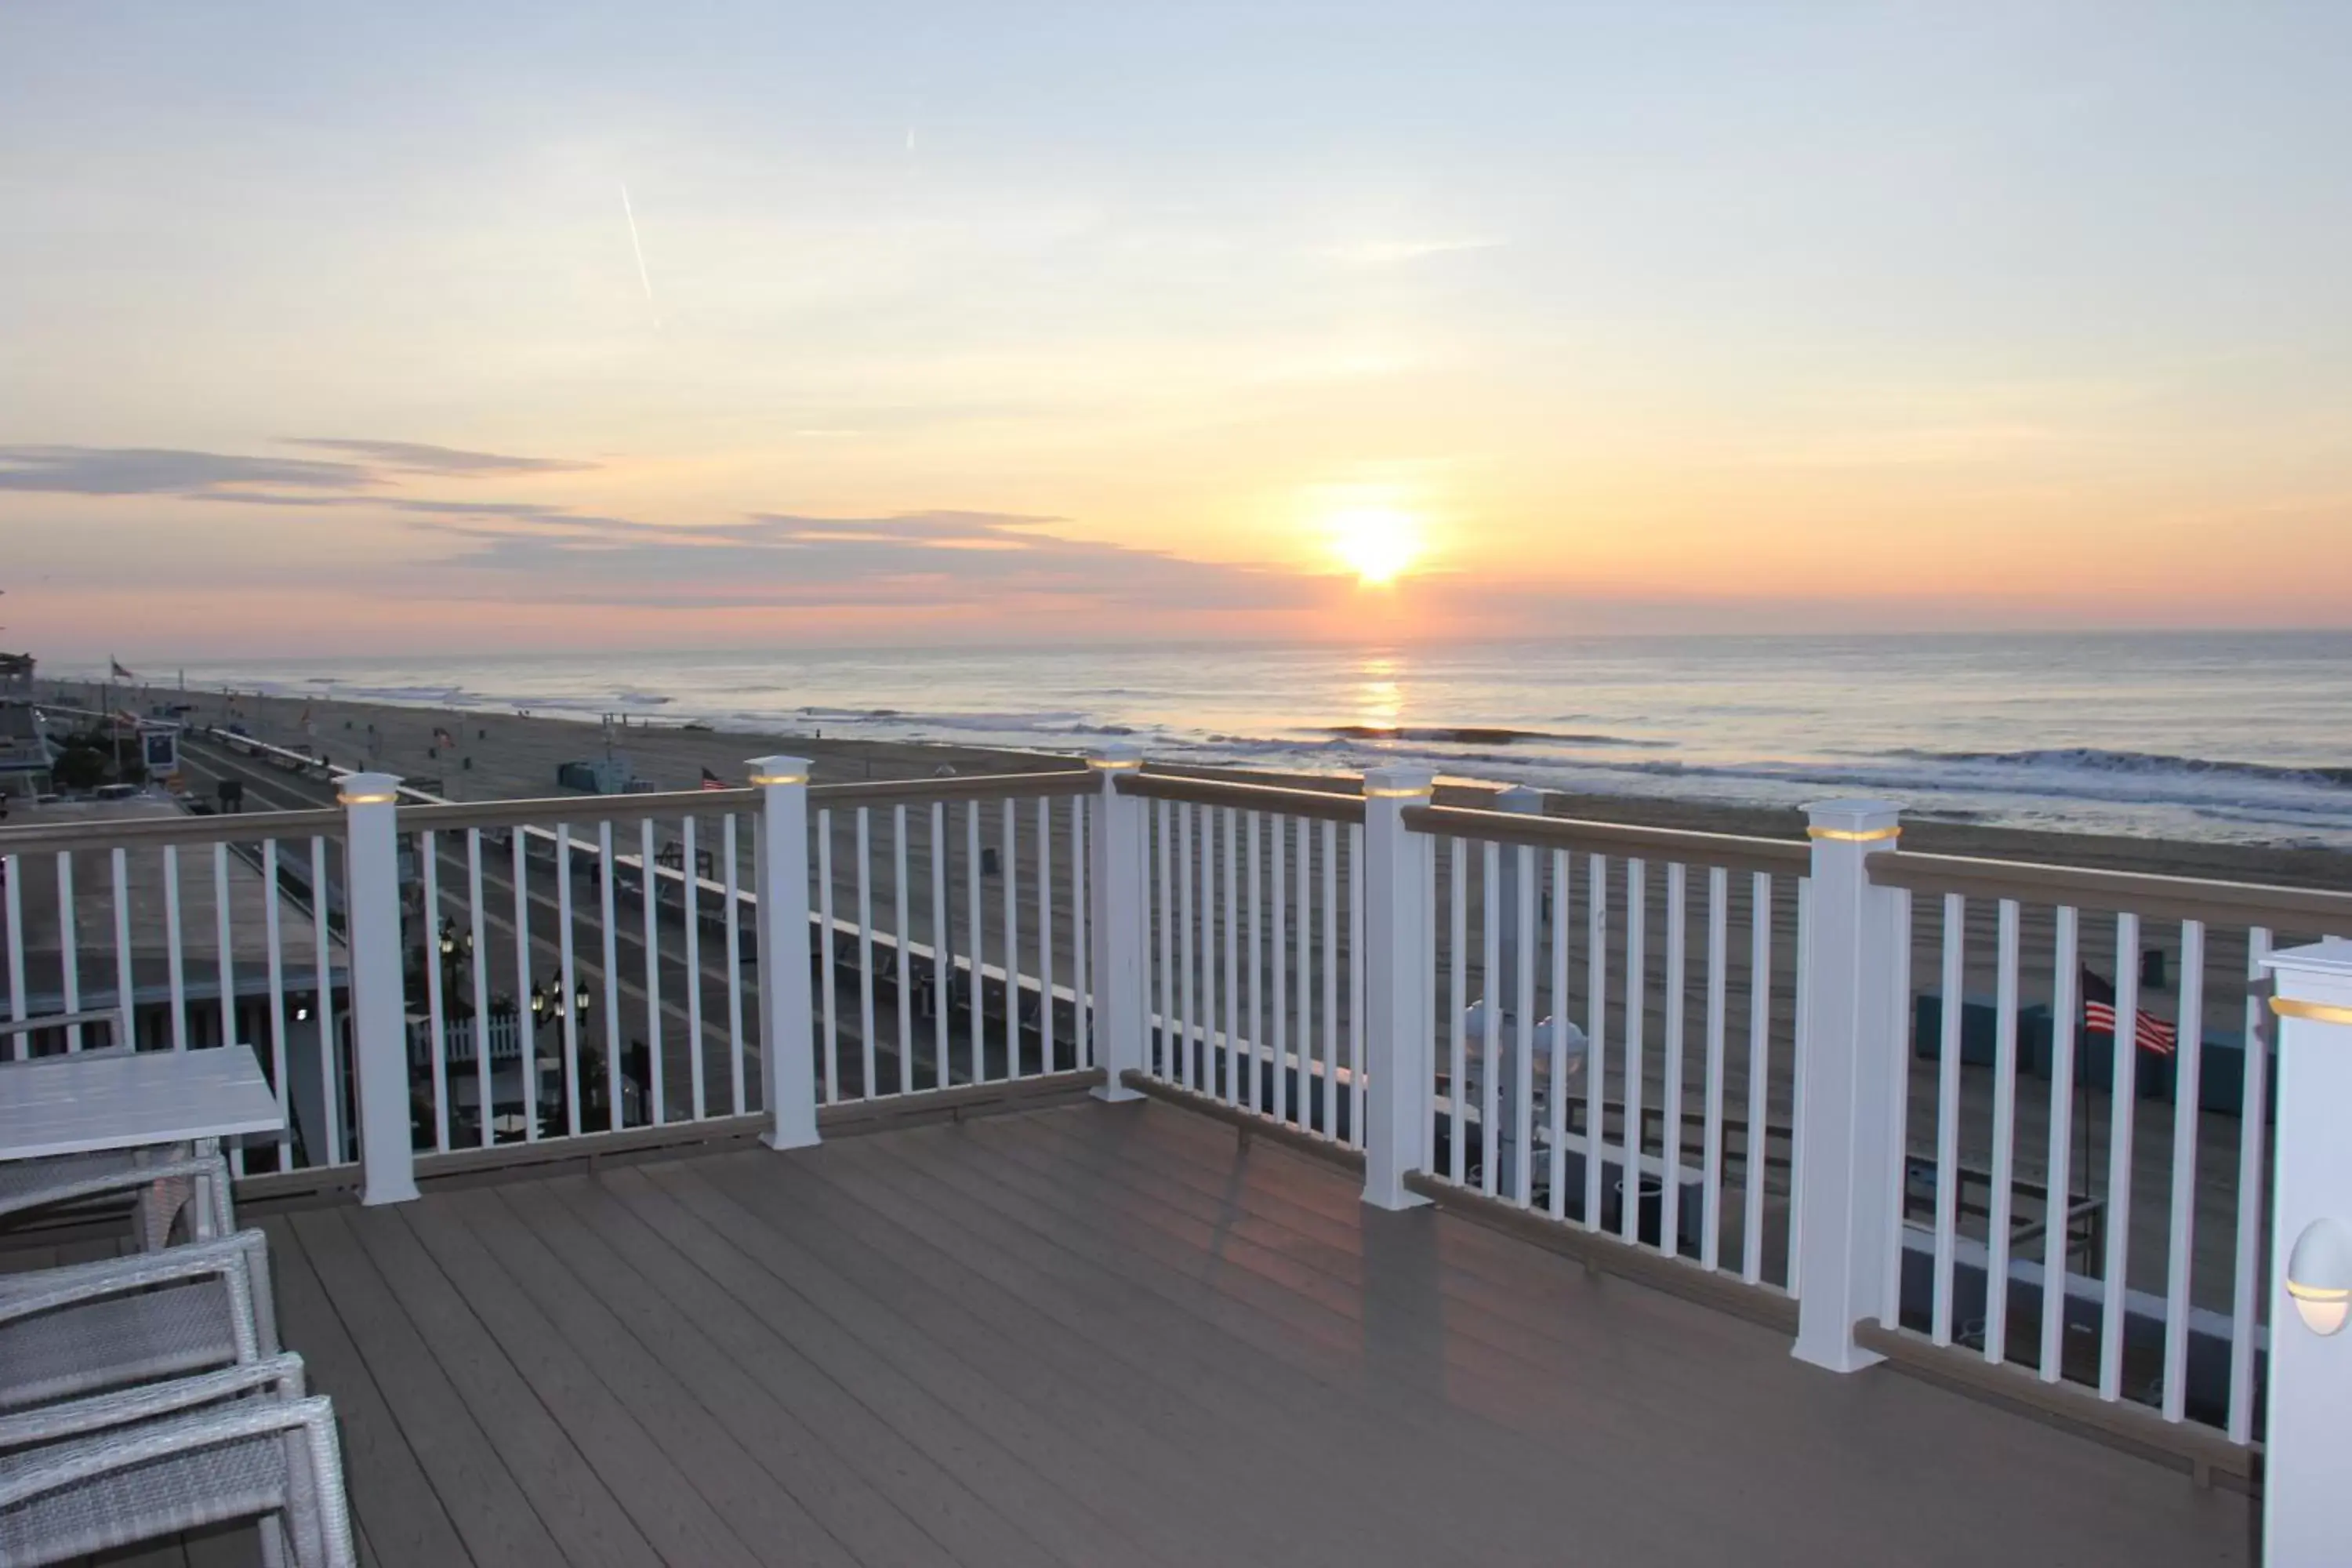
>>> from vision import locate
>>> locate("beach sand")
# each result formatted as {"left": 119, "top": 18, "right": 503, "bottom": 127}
{"left": 60, "top": 678, "right": 2352, "bottom": 889}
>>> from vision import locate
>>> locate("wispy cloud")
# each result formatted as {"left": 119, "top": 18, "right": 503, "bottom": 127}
{"left": 0, "top": 445, "right": 378, "bottom": 495}
{"left": 417, "top": 508, "right": 1328, "bottom": 612}
{"left": 279, "top": 439, "right": 597, "bottom": 475}
{"left": 0, "top": 441, "right": 593, "bottom": 497}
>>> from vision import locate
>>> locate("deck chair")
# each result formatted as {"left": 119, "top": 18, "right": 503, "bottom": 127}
{"left": 0, "top": 1394, "right": 354, "bottom": 1566}
{"left": 0, "top": 1231, "right": 278, "bottom": 1413}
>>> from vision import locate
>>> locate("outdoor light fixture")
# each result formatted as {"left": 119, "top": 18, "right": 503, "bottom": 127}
{"left": 2286, "top": 1218, "right": 2352, "bottom": 1337}
{"left": 1806, "top": 825, "right": 1901, "bottom": 843}
{"left": 749, "top": 768, "right": 808, "bottom": 786}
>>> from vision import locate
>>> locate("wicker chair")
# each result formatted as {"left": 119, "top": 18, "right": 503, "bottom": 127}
{"left": 0, "top": 1149, "right": 234, "bottom": 1250}
{"left": 0, "top": 1034, "right": 235, "bottom": 1250}
{"left": 0, "top": 1393, "right": 354, "bottom": 1566}
{"left": 0, "top": 1352, "right": 307, "bottom": 1450}
{"left": 0, "top": 1231, "right": 277, "bottom": 1413}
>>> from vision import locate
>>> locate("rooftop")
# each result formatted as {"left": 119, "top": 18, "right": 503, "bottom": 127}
{"left": 226, "top": 1098, "right": 2245, "bottom": 1567}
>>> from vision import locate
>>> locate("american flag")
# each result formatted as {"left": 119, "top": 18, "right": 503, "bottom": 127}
{"left": 2081, "top": 965, "right": 2176, "bottom": 1055}
{"left": 699, "top": 765, "right": 728, "bottom": 791}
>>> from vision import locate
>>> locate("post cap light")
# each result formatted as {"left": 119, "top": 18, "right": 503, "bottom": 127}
{"left": 337, "top": 770, "right": 403, "bottom": 807}
{"left": 1088, "top": 742, "right": 1143, "bottom": 771}
{"left": 1803, "top": 799, "right": 1901, "bottom": 842}
{"left": 746, "top": 754, "right": 811, "bottom": 787}
{"left": 2287, "top": 1218, "right": 2352, "bottom": 1337}
{"left": 1363, "top": 765, "right": 1435, "bottom": 800}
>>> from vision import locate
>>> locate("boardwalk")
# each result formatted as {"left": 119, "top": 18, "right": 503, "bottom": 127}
{"left": 101, "top": 1098, "right": 2249, "bottom": 1566}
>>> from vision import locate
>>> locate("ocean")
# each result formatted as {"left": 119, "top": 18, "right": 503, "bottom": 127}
{"left": 123, "top": 632, "right": 2352, "bottom": 849}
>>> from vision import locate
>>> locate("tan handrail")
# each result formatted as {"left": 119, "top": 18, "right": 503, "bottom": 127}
{"left": 0, "top": 806, "right": 345, "bottom": 855}
{"left": 1868, "top": 849, "right": 2352, "bottom": 931}
{"left": 1118, "top": 771, "right": 1367, "bottom": 824}
{"left": 1404, "top": 803, "right": 1810, "bottom": 876}
{"left": 809, "top": 769, "right": 1093, "bottom": 808}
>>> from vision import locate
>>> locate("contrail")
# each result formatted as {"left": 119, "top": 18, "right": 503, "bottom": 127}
{"left": 620, "top": 183, "right": 659, "bottom": 325}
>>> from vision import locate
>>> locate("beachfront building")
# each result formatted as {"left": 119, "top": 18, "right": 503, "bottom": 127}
{"left": 2, "top": 728, "right": 2339, "bottom": 1566}
{"left": 0, "top": 652, "right": 52, "bottom": 800}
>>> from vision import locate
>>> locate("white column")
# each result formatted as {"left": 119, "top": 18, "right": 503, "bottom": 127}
{"left": 1790, "top": 798, "right": 1904, "bottom": 1372}
{"left": 2259, "top": 938, "right": 2352, "bottom": 1568}
{"left": 338, "top": 772, "right": 417, "bottom": 1206}
{"left": 1362, "top": 766, "right": 1436, "bottom": 1210}
{"left": 1087, "top": 744, "right": 1146, "bottom": 1101}
{"left": 750, "top": 756, "right": 818, "bottom": 1150}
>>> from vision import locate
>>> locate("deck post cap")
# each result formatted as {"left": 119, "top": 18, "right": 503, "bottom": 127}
{"left": 1088, "top": 742, "right": 1143, "bottom": 770}
{"left": 1363, "top": 766, "right": 1435, "bottom": 799}
{"left": 336, "top": 771, "right": 402, "bottom": 806}
{"left": 2265, "top": 938, "right": 2352, "bottom": 1013}
{"left": 746, "top": 755, "right": 811, "bottom": 786}
{"left": 1804, "top": 799, "right": 1901, "bottom": 839}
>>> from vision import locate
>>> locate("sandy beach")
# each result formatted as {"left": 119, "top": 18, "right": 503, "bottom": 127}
{"left": 56, "top": 677, "right": 2352, "bottom": 891}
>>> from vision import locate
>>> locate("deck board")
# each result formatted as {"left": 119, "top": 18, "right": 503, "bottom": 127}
{"left": 251, "top": 1098, "right": 2249, "bottom": 1568}
{"left": 257, "top": 1215, "right": 471, "bottom": 1568}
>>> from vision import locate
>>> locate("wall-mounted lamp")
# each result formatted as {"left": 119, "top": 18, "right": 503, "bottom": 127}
{"left": 2287, "top": 1218, "right": 2352, "bottom": 1337}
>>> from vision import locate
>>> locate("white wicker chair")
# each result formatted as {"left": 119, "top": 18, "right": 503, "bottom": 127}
{"left": 0, "top": 1149, "right": 234, "bottom": 1250}
{"left": 0, "top": 1033, "right": 236, "bottom": 1250}
{"left": 0, "top": 1231, "right": 276, "bottom": 1413}
{"left": 0, "top": 1356, "right": 314, "bottom": 1568}
{"left": 0, "top": 1393, "right": 354, "bottom": 1566}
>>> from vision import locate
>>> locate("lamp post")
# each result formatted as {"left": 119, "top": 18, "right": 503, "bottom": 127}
{"left": 437, "top": 916, "right": 474, "bottom": 1008}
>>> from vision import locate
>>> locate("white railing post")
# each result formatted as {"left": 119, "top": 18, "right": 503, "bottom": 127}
{"left": 1362, "top": 765, "right": 1436, "bottom": 1210}
{"left": 750, "top": 756, "right": 818, "bottom": 1150}
{"left": 2259, "top": 938, "right": 2352, "bottom": 1568}
{"left": 338, "top": 771, "right": 418, "bottom": 1206}
{"left": 1087, "top": 744, "right": 1146, "bottom": 1101}
{"left": 1790, "top": 798, "right": 1904, "bottom": 1371}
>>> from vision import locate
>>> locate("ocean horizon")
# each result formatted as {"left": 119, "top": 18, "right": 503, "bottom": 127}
{"left": 63, "top": 630, "right": 2352, "bottom": 850}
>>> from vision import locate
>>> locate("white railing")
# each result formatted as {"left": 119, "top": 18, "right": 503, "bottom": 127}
{"left": 1867, "top": 851, "right": 2351, "bottom": 1446}
{"left": 0, "top": 805, "right": 356, "bottom": 1178}
{"left": 1410, "top": 797, "right": 1812, "bottom": 1290}
{"left": 10, "top": 731, "right": 2349, "bottom": 1534}
{"left": 1120, "top": 773, "right": 1368, "bottom": 1149}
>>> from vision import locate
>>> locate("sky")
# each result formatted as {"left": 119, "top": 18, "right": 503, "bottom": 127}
{"left": 2, "top": 1, "right": 2348, "bottom": 659}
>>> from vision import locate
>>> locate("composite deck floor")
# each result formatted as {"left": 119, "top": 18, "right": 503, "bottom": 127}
{"left": 154, "top": 1098, "right": 2249, "bottom": 1566}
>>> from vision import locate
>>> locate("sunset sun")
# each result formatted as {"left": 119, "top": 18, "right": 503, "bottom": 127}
{"left": 1327, "top": 506, "right": 1424, "bottom": 587}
